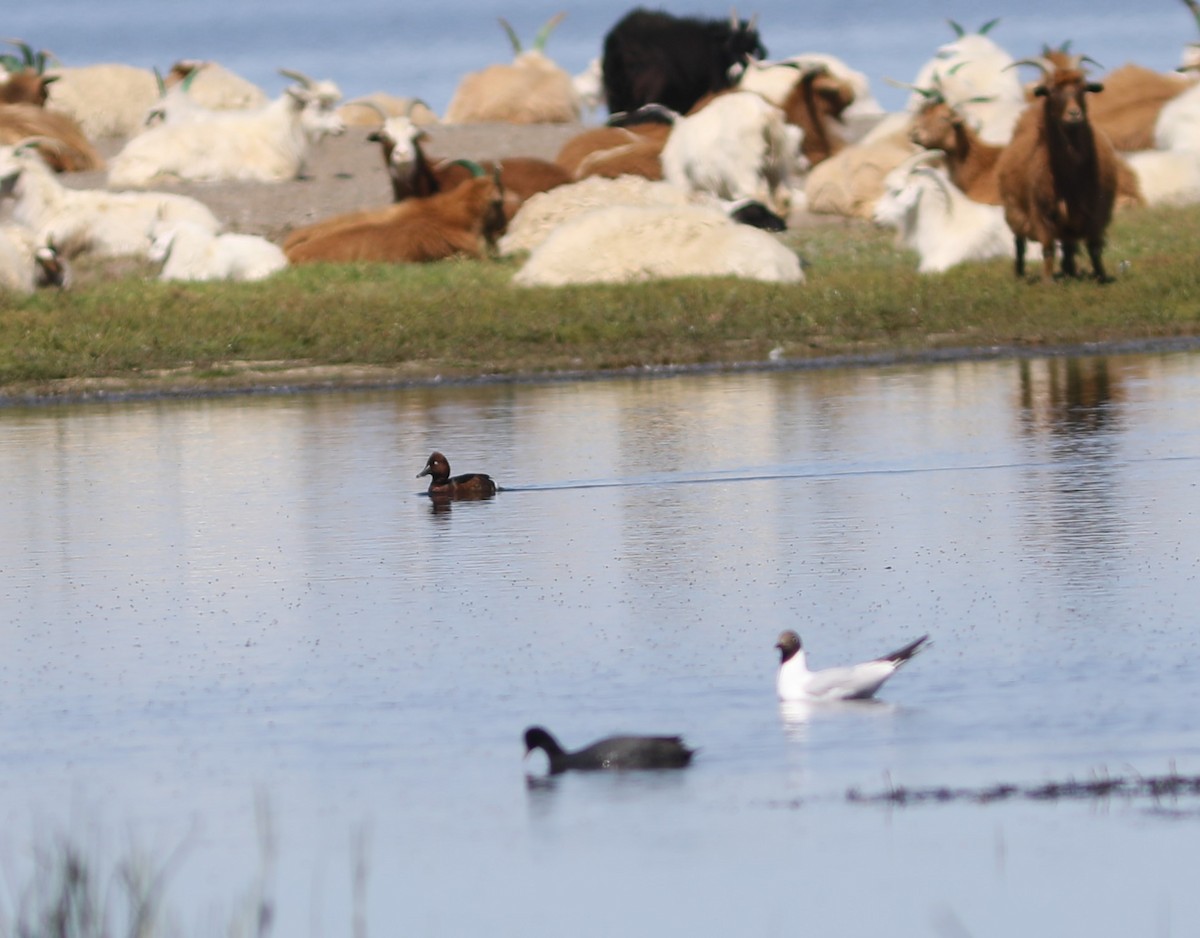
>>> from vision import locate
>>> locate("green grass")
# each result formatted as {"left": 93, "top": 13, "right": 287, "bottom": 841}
{"left": 3, "top": 203, "right": 1200, "bottom": 400}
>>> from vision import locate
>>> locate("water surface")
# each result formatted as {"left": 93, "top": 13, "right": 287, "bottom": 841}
{"left": 3, "top": 352, "right": 1200, "bottom": 936}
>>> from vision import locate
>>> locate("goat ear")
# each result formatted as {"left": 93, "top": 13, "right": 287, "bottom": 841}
{"left": 1086, "top": 82, "right": 1104, "bottom": 93}
{"left": 1034, "top": 85, "right": 1048, "bottom": 97}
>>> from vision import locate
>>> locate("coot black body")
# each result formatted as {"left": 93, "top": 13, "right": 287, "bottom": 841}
{"left": 523, "top": 726, "right": 695, "bottom": 774}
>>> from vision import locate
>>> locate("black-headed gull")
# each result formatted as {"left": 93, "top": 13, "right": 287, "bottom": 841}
{"left": 775, "top": 630, "right": 928, "bottom": 702}
{"left": 523, "top": 726, "right": 695, "bottom": 774}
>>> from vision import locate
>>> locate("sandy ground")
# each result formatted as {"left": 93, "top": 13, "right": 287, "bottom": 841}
{"left": 69, "top": 123, "right": 591, "bottom": 243}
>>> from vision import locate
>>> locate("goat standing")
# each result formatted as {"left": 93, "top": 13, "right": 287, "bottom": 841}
{"left": 996, "top": 53, "right": 1119, "bottom": 282}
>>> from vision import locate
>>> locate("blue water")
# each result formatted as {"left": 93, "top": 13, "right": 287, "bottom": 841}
{"left": 8, "top": 0, "right": 1194, "bottom": 117}
{"left": 4, "top": 352, "right": 1200, "bottom": 936}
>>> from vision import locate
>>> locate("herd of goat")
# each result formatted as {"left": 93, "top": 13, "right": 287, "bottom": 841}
{"left": 2, "top": 4, "right": 1200, "bottom": 294}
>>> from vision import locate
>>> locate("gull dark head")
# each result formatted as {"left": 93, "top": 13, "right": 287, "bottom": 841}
{"left": 775, "top": 630, "right": 802, "bottom": 664}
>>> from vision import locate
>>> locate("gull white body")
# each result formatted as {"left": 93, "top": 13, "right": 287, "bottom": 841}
{"left": 775, "top": 630, "right": 928, "bottom": 701}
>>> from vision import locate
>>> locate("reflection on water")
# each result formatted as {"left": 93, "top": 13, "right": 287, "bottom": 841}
{"left": 4, "top": 350, "right": 1200, "bottom": 936}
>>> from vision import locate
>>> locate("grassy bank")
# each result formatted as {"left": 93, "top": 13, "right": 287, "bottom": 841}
{"left": 3, "top": 202, "right": 1200, "bottom": 401}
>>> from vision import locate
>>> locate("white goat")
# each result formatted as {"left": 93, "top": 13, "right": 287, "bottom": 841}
{"left": 444, "top": 15, "right": 580, "bottom": 124}
{"left": 108, "top": 70, "right": 344, "bottom": 187}
{"left": 0, "top": 142, "right": 221, "bottom": 258}
{"left": 45, "top": 63, "right": 159, "bottom": 138}
{"left": 499, "top": 174, "right": 695, "bottom": 255}
{"left": 512, "top": 203, "right": 803, "bottom": 286}
{"left": 660, "top": 91, "right": 799, "bottom": 216}
{"left": 1124, "top": 148, "right": 1200, "bottom": 205}
{"left": 1155, "top": 79, "right": 1200, "bottom": 150}
{"left": 148, "top": 220, "right": 287, "bottom": 282}
{"left": 907, "top": 21, "right": 1025, "bottom": 143}
{"left": 872, "top": 151, "right": 1040, "bottom": 273}
{"left": 0, "top": 224, "right": 68, "bottom": 293}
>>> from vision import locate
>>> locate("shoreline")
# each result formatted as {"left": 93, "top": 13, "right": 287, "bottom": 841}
{"left": 7, "top": 333, "right": 1200, "bottom": 409}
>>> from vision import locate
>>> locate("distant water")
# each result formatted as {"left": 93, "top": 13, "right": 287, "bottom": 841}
{"left": 7, "top": 0, "right": 1195, "bottom": 118}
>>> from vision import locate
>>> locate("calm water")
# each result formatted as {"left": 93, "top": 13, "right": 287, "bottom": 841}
{"left": 8, "top": 0, "right": 1194, "bottom": 116}
{"left": 3, "top": 351, "right": 1200, "bottom": 936}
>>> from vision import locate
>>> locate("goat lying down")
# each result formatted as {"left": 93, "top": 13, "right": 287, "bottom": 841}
{"left": 148, "top": 220, "right": 287, "bottom": 282}
{"left": 284, "top": 174, "right": 506, "bottom": 265}
{"left": 512, "top": 203, "right": 803, "bottom": 286}
{"left": 873, "top": 151, "right": 1041, "bottom": 273}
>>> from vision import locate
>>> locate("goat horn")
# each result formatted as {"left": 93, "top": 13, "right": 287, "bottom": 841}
{"left": 885, "top": 76, "right": 942, "bottom": 101}
{"left": 978, "top": 17, "right": 1001, "bottom": 35}
{"left": 1183, "top": 0, "right": 1200, "bottom": 30}
{"left": 346, "top": 98, "right": 390, "bottom": 121}
{"left": 14, "top": 134, "right": 65, "bottom": 156}
{"left": 912, "top": 165, "right": 956, "bottom": 213}
{"left": 278, "top": 68, "right": 314, "bottom": 88}
{"left": 947, "top": 19, "right": 966, "bottom": 37}
{"left": 1080, "top": 54, "right": 1104, "bottom": 71}
{"left": 3, "top": 39, "right": 33, "bottom": 68}
{"left": 450, "top": 158, "right": 486, "bottom": 178}
{"left": 498, "top": 18, "right": 522, "bottom": 54}
{"left": 533, "top": 12, "right": 565, "bottom": 51}
{"left": 1005, "top": 58, "right": 1051, "bottom": 76}
{"left": 153, "top": 66, "right": 166, "bottom": 96}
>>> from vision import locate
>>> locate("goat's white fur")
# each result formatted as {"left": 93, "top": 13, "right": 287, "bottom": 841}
{"left": 872, "top": 152, "right": 1040, "bottom": 273}
{"left": 148, "top": 220, "right": 287, "bottom": 282}
{"left": 513, "top": 203, "right": 803, "bottom": 286}
{"left": 0, "top": 143, "right": 220, "bottom": 259}
{"left": 661, "top": 91, "right": 799, "bottom": 216}
{"left": 108, "top": 73, "right": 344, "bottom": 187}
{"left": 1124, "top": 147, "right": 1200, "bottom": 205}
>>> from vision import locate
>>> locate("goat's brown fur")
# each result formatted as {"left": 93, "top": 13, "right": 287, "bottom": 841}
{"left": 909, "top": 99, "right": 1005, "bottom": 203}
{"left": 0, "top": 104, "right": 104, "bottom": 172}
{"left": 997, "top": 61, "right": 1121, "bottom": 282}
{"left": 284, "top": 176, "right": 506, "bottom": 264}
{"left": 1087, "top": 63, "right": 1193, "bottom": 151}
{"left": 555, "top": 122, "right": 670, "bottom": 180}
{"left": 781, "top": 67, "right": 853, "bottom": 167}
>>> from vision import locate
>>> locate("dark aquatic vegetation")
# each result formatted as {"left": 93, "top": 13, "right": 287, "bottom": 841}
{"left": 523, "top": 726, "right": 695, "bottom": 774}
{"left": 417, "top": 450, "right": 497, "bottom": 498}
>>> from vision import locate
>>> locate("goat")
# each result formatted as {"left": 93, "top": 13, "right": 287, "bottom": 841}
{"left": 0, "top": 140, "right": 220, "bottom": 259}
{"left": 873, "top": 151, "right": 1042, "bottom": 273}
{"left": 45, "top": 63, "right": 160, "bottom": 139}
{"left": 0, "top": 224, "right": 69, "bottom": 293}
{"left": 148, "top": 220, "right": 287, "bottom": 282}
{"left": 907, "top": 19, "right": 1026, "bottom": 144}
{"left": 0, "top": 103, "right": 104, "bottom": 172}
{"left": 661, "top": 92, "right": 799, "bottom": 216}
{"left": 802, "top": 113, "right": 919, "bottom": 218}
{"left": 1123, "top": 147, "right": 1200, "bottom": 205}
{"left": 284, "top": 174, "right": 506, "bottom": 265}
{"left": 1156, "top": 78, "right": 1200, "bottom": 150}
{"left": 735, "top": 54, "right": 883, "bottom": 119}
{"left": 444, "top": 15, "right": 579, "bottom": 124}
{"left": 364, "top": 106, "right": 569, "bottom": 217}
{"left": 996, "top": 53, "right": 1120, "bottom": 282}
{"left": 0, "top": 41, "right": 56, "bottom": 106}
{"left": 108, "top": 70, "right": 344, "bottom": 187}
{"left": 555, "top": 107, "right": 673, "bottom": 180}
{"left": 1086, "top": 63, "right": 1193, "bottom": 151}
{"left": 779, "top": 64, "right": 855, "bottom": 168}
{"left": 163, "top": 60, "right": 268, "bottom": 112}
{"left": 512, "top": 202, "right": 803, "bottom": 286}
{"left": 601, "top": 8, "right": 766, "bottom": 115}
{"left": 907, "top": 88, "right": 1004, "bottom": 203}
{"left": 499, "top": 174, "right": 698, "bottom": 255}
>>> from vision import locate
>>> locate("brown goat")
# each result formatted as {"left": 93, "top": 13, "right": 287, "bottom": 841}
{"left": 996, "top": 55, "right": 1119, "bottom": 282}
{"left": 555, "top": 116, "right": 672, "bottom": 180}
{"left": 909, "top": 98, "right": 1004, "bottom": 203}
{"left": 0, "top": 104, "right": 104, "bottom": 171}
{"left": 0, "top": 41, "right": 56, "bottom": 106}
{"left": 284, "top": 176, "right": 506, "bottom": 265}
{"left": 365, "top": 113, "right": 569, "bottom": 218}
{"left": 780, "top": 65, "right": 853, "bottom": 167}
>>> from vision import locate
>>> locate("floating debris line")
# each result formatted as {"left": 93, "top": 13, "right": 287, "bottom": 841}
{"left": 846, "top": 769, "right": 1200, "bottom": 807}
